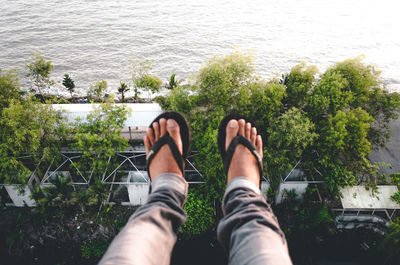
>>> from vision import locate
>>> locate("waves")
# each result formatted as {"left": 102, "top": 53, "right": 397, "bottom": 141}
{"left": 0, "top": 0, "right": 399, "bottom": 96}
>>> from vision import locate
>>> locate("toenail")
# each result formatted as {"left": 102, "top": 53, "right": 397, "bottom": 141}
{"left": 167, "top": 120, "right": 177, "bottom": 128}
{"left": 229, "top": 120, "right": 238, "bottom": 128}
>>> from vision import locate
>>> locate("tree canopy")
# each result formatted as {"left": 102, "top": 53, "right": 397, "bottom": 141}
{"left": 25, "top": 53, "right": 54, "bottom": 96}
{"left": 157, "top": 52, "right": 400, "bottom": 197}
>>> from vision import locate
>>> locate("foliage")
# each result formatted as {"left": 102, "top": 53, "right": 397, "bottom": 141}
{"left": 81, "top": 239, "right": 110, "bottom": 259}
{"left": 117, "top": 81, "right": 129, "bottom": 102}
{"left": 62, "top": 74, "right": 75, "bottom": 97}
{"left": 134, "top": 74, "right": 162, "bottom": 94}
{"left": 282, "top": 62, "right": 318, "bottom": 109}
{"left": 275, "top": 187, "right": 335, "bottom": 261}
{"left": 72, "top": 98, "right": 129, "bottom": 207}
{"left": 391, "top": 191, "right": 400, "bottom": 206}
{"left": 180, "top": 189, "right": 214, "bottom": 238}
{"left": 0, "top": 68, "right": 22, "bottom": 111}
{"left": 317, "top": 57, "right": 400, "bottom": 147}
{"left": 264, "top": 107, "right": 316, "bottom": 183}
{"left": 389, "top": 173, "right": 400, "bottom": 206}
{"left": 31, "top": 174, "right": 78, "bottom": 214}
{"left": 378, "top": 218, "right": 400, "bottom": 264}
{"left": 25, "top": 52, "right": 54, "bottom": 97}
{"left": 131, "top": 59, "right": 162, "bottom": 99}
{"left": 87, "top": 80, "right": 108, "bottom": 100}
{"left": 390, "top": 173, "right": 400, "bottom": 186}
{"left": 165, "top": 73, "right": 182, "bottom": 90}
{"left": 158, "top": 51, "right": 400, "bottom": 197}
{"left": 0, "top": 97, "right": 67, "bottom": 184}
{"left": 316, "top": 108, "right": 375, "bottom": 190}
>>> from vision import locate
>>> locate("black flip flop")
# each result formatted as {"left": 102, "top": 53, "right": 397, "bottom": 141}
{"left": 146, "top": 111, "right": 192, "bottom": 180}
{"left": 217, "top": 114, "right": 263, "bottom": 180}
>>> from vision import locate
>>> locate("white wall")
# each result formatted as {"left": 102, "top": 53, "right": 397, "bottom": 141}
{"left": 275, "top": 182, "right": 309, "bottom": 204}
{"left": 260, "top": 181, "right": 270, "bottom": 201}
{"left": 127, "top": 183, "right": 150, "bottom": 205}
{"left": 4, "top": 185, "right": 36, "bottom": 207}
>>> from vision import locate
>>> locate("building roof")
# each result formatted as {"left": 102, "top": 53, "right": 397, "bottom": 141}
{"left": 52, "top": 103, "right": 163, "bottom": 128}
{"left": 340, "top": 185, "right": 400, "bottom": 209}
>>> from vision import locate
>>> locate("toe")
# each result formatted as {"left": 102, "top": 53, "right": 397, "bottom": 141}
{"left": 245, "top": 122, "right": 251, "bottom": 139}
{"left": 238, "top": 119, "right": 245, "bottom": 136}
{"left": 146, "top": 127, "right": 155, "bottom": 145}
{"left": 144, "top": 135, "right": 151, "bottom": 153}
{"left": 226, "top": 120, "right": 239, "bottom": 151}
{"left": 153, "top": 122, "right": 160, "bottom": 140}
{"left": 256, "top": 135, "right": 263, "bottom": 159}
{"left": 251, "top": 127, "right": 257, "bottom": 146}
{"left": 159, "top": 118, "right": 167, "bottom": 136}
{"left": 167, "top": 119, "right": 183, "bottom": 155}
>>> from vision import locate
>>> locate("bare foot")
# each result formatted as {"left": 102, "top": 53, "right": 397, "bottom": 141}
{"left": 143, "top": 118, "right": 183, "bottom": 180}
{"left": 225, "top": 119, "right": 263, "bottom": 187}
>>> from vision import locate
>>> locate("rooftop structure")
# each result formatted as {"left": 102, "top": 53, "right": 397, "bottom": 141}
{"left": 52, "top": 103, "right": 163, "bottom": 128}
{"left": 340, "top": 186, "right": 400, "bottom": 210}
{"left": 335, "top": 185, "right": 400, "bottom": 223}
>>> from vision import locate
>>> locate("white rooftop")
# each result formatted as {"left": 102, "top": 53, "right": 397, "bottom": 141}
{"left": 340, "top": 185, "right": 400, "bottom": 209}
{"left": 52, "top": 103, "right": 163, "bottom": 127}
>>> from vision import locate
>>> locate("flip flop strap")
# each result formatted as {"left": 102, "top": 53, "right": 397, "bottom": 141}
{"left": 224, "top": 135, "right": 263, "bottom": 178}
{"left": 146, "top": 133, "right": 185, "bottom": 179}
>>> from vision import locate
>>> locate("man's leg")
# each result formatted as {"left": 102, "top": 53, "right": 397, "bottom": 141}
{"left": 217, "top": 119, "right": 292, "bottom": 265}
{"left": 100, "top": 118, "right": 188, "bottom": 265}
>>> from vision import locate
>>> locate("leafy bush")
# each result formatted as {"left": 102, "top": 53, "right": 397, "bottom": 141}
{"left": 0, "top": 97, "right": 67, "bottom": 184}
{"left": 87, "top": 80, "right": 108, "bottom": 100}
{"left": 180, "top": 189, "right": 214, "bottom": 238}
{"left": 81, "top": 239, "right": 110, "bottom": 259}
{"left": 72, "top": 98, "right": 129, "bottom": 179}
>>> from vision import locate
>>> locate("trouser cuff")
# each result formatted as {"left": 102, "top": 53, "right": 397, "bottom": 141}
{"left": 151, "top": 172, "right": 188, "bottom": 198}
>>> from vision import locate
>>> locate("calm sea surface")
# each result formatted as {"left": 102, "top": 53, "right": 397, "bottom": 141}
{"left": 0, "top": 0, "right": 399, "bottom": 96}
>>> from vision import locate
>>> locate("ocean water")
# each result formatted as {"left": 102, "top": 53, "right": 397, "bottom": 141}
{"left": 0, "top": 0, "right": 399, "bottom": 96}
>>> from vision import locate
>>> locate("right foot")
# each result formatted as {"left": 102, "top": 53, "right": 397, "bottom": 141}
{"left": 225, "top": 119, "right": 263, "bottom": 187}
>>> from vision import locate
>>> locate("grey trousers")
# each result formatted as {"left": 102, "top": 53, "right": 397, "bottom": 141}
{"left": 99, "top": 173, "right": 292, "bottom": 265}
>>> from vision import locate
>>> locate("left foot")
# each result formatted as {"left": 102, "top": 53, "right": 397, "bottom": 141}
{"left": 143, "top": 118, "right": 184, "bottom": 180}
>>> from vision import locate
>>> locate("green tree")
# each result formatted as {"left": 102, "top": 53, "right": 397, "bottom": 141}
{"left": 0, "top": 97, "right": 67, "bottom": 184}
{"left": 72, "top": 99, "right": 128, "bottom": 186}
{"left": 62, "top": 74, "right": 75, "bottom": 98}
{"left": 117, "top": 81, "right": 129, "bottom": 103}
{"left": 315, "top": 108, "right": 375, "bottom": 191}
{"left": 306, "top": 71, "right": 352, "bottom": 122}
{"left": 134, "top": 74, "right": 162, "bottom": 98}
{"left": 88, "top": 80, "right": 108, "bottom": 100}
{"left": 25, "top": 53, "right": 54, "bottom": 98}
{"left": 323, "top": 57, "right": 400, "bottom": 147}
{"left": 165, "top": 73, "right": 182, "bottom": 90}
{"left": 282, "top": 62, "right": 318, "bottom": 109}
{"left": 157, "top": 52, "right": 400, "bottom": 198}
{"left": 0, "top": 68, "right": 22, "bottom": 111}
{"left": 131, "top": 59, "right": 162, "bottom": 100}
{"left": 264, "top": 107, "right": 317, "bottom": 186}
